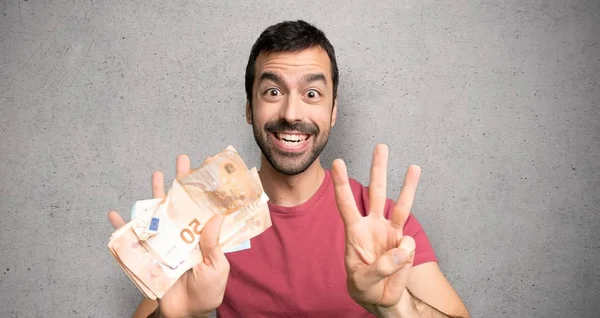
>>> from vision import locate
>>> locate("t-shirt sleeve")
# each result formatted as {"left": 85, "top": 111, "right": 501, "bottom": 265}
{"left": 383, "top": 198, "right": 437, "bottom": 266}
{"left": 355, "top": 183, "right": 438, "bottom": 266}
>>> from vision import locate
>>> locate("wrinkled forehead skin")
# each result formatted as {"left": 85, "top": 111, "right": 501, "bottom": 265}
{"left": 253, "top": 47, "right": 334, "bottom": 95}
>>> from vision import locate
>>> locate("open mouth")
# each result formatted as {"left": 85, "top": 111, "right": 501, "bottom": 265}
{"left": 275, "top": 133, "right": 310, "bottom": 144}
{"left": 270, "top": 132, "right": 311, "bottom": 152}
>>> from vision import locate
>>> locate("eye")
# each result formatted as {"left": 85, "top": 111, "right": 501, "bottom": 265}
{"left": 306, "top": 89, "right": 320, "bottom": 99}
{"left": 266, "top": 88, "right": 282, "bottom": 96}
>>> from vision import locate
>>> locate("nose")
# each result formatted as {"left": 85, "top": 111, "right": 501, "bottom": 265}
{"left": 280, "top": 93, "right": 304, "bottom": 124}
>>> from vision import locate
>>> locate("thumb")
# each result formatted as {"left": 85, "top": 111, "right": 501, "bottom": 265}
{"left": 358, "top": 236, "right": 416, "bottom": 288}
{"left": 199, "top": 213, "right": 227, "bottom": 267}
{"left": 384, "top": 236, "right": 416, "bottom": 298}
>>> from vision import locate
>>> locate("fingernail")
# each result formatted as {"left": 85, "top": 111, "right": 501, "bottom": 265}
{"left": 393, "top": 251, "right": 408, "bottom": 265}
{"left": 403, "top": 247, "right": 415, "bottom": 259}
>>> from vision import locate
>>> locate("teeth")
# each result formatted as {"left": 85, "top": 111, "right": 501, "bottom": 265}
{"left": 277, "top": 133, "right": 307, "bottom": 142}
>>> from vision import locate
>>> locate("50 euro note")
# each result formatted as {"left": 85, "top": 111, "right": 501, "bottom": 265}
{"left": 128, "top": 194, "right": 270, "bottom": 299}
{"left": 108, "top": 146, "right": 272, "bottom": 299}
{"left": 129, "top": 171, "right": 263, "bottom": 254}
{"left": 108, "top": 176, "right": 270, "bottom": 299}
{"left": 108, "top": 219, "right": 207, "bottom": 299}
{"left": 133, "top": 146, "right": 265, "bottom": 269}
{"left": 178, "top": 147, "right": 264, "bottom": 243}
{"left": 220, "top": 168, "right": 272, "bottom": 250}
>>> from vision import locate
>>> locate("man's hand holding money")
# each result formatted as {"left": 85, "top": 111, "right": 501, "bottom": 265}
{"left": 108, "top": 154, "right": 238, "bottom": 317}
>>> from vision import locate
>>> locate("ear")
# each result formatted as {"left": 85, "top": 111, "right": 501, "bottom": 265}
{"left": 246, "top": 101, "right": 252, "bottom": 124}
{"left": 330, "top": 99, "right": 338, "bottom": 127}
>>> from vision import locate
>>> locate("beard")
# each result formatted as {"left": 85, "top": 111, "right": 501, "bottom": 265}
{"left": 252, "top": 118, "right": 331, "bottom": 176}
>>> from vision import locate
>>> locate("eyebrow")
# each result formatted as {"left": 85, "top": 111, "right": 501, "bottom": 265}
{"left": 258, "top": 72, "right": 328, "bottom": 87}
{"left": 258, "top": 72, "right": 285, "bottom": 87}
{"left": 301, "top": 73, "right": 327, "bottom": 86}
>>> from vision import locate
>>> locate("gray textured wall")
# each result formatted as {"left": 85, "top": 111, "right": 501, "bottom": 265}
{"left": 1, "top": 0, "right": 598, "bottom": 317}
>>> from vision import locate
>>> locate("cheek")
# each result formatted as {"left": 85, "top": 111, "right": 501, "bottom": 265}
{"left": 314, "top": 109, "right": 334, "bottom": 128}
{"left": 252, "top": 104, "right": 278, "bottom": 124}
{"left": 252, "top": 112, "right": 269, "bottom": 127}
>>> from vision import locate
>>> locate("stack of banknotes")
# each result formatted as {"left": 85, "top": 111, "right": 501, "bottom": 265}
{"left": 108, "top": 146, "right": 272, "bottom": 299}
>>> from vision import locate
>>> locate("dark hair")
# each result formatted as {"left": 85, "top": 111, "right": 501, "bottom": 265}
{"left": 245, "top": 20, "right": 339, "bottom": 106}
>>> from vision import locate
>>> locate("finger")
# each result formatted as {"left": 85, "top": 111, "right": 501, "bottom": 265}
{"left": 368, "top": 144, "right": 389, "bottom": 217}
{"left": 152, "top": 171, "right": 165, "bottom": 199}
{"left": 132, "top": 299, "right": 158, "bottom": 318}
{"left": 355, "top": 236, "right": 415, "bottom": 290}
{"left": 391, "top": 165, "right": 421, "bottom": 227}
{"left": 384, "top": 236, "right": 416, "bottom": 299}
{"left": 199, "top": 214, "right": 227, "bottom": 268}
{"left": 107, "top": 210, "right": 126, "bottom": 229}
{"left": 332, "top": 159, "right": 361, "bottom": 226}
{"left": 176, "top": 154, "right": 191, "bottom": 177}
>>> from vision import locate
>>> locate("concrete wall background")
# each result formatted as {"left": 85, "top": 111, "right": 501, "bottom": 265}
{"left": 1, "top": 0, "right": 598, "bottom": 317}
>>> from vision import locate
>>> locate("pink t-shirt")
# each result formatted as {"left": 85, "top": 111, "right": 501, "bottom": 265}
{"left": 218, "top": 169, "right": 437, "bottom": 317}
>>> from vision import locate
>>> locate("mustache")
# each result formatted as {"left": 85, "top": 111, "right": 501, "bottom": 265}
{"left": 265, "top": 119, "right": 319, "bottom": 135}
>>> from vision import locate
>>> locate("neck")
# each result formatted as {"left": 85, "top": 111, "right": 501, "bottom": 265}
{"left": 258, "top": 157, "right": 325, "bottom": 207}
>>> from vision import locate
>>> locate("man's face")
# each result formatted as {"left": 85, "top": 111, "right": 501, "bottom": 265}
{"left": 247, "top": 47, "right": 337, "bottom": 175}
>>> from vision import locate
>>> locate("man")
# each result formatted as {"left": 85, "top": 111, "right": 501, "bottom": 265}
{"left": 108, "top": 20, "right": 470, "bottom": 317}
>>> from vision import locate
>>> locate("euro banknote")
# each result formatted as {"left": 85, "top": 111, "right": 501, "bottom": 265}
{"left": 108, "top": 146, "right": 271, "bottom": 299}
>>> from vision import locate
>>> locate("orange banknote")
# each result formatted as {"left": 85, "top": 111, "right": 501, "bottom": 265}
{"left": 108, "top": 146, "right": 272, "bottom": 299}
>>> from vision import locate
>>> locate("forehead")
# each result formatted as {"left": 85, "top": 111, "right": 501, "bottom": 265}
{"left": 254, "top": 47, "right": 332, "bottom": 85}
